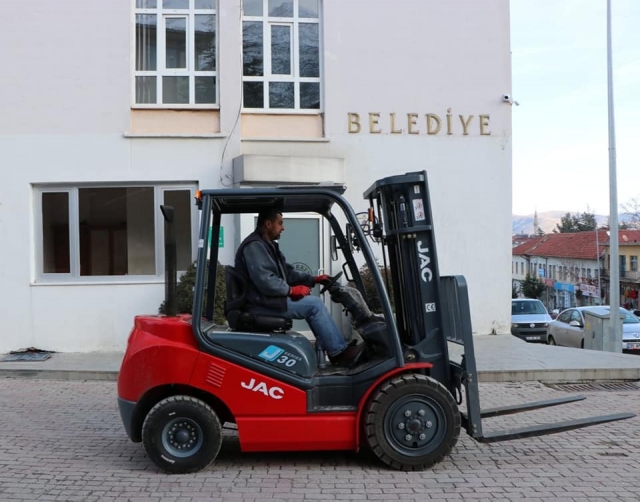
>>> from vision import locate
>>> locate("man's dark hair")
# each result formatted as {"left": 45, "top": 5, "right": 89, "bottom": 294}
{"left": 256, "top": 208, "right": 282, "bottom": 229}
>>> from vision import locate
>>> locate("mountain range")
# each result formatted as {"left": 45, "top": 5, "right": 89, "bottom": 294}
{"left": 512, "top": 211, "right": 610, "bottom": 235}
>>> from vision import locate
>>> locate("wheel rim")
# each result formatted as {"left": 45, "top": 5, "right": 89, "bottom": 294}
{"left": 383, "top": 393, "right": 447, "bottom": 457}
{"left": 161, "top": 417, "right": 204, "bottom": 458}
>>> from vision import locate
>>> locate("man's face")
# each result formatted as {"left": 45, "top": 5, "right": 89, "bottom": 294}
{"left": 265, "top": 214, "right": 284, "bottom": 241}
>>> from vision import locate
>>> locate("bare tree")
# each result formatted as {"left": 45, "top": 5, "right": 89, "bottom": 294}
{"left": 620, "top": 196, "right": 640, "bottom": 229}
{"left": 558, "top": 258, "right": 591, "bottom": 283}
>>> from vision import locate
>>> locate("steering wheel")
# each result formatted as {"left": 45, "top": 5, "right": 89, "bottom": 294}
{"left": 320, "top": 271, "right": 343, "bottom": 295}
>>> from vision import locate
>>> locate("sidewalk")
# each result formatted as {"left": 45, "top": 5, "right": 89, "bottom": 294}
{"left": 2, "top": 334, "right": 640, "bottom": 382}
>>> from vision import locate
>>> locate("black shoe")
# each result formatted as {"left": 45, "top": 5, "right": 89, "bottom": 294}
{"left": 329, "top": 343, "right": 365, "bottom": 367}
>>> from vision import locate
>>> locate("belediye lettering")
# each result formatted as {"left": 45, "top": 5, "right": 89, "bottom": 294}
{"left": 347, "top": 110, "right": 491, "bottom": 136}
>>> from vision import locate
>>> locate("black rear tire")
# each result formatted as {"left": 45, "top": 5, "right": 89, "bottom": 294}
{"left": 142, "top": 396, "right": 222, "bottom": 474}
{"left": 364, "top": 374, "right": 460, "bottom": 471}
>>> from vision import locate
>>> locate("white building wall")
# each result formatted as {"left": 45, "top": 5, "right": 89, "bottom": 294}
{"left": 0, "top": 0, "right": 512, "bottom": 352}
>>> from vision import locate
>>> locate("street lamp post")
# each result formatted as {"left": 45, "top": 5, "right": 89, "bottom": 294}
{"left": 607, "top": 0, "right": 621, "bottom": 343}
{"left": 596, "top": 228, "right": 601, "bottom": 305}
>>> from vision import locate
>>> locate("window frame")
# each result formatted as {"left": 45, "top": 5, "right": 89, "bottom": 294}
{"left": 242, "top": 0, "right": 323, "bottom": 113}
{"left": 132, "top": 0, "right": 219, "bottom": 109}
{"left": 33, "top": 183, "right": 198, "bottom": 284}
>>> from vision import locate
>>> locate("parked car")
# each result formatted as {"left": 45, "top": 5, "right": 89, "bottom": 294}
{"left": 511, "top": 298, "right": 552, "bottom": 343}
{"left": 546, "top": 306, "right": 640, "bottom": 352}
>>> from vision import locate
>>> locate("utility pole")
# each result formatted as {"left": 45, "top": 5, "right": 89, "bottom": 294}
{"left": 596, "top": 228, "right": 601, "bottom": 305}
{"left": 607, "top": 0, "right": 621, "bottom": 344}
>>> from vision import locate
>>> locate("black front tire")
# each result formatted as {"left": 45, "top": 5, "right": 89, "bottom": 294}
{"left": 142, "top": 396, "right": 222, "bottom": 474}
{"left": 548, "top": 335, "right": 556, "bottom": 346}
{"left": 364, "top": 374, "right": 460, "bottom": 471}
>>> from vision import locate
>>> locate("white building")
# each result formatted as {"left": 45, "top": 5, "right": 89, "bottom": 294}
{"left": 1, "top": 0, "right": 513, "bottom": 352}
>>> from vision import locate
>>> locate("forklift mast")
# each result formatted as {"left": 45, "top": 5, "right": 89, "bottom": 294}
{"left": 363, "top": 172, "right": 450, "bottom": 385}
{"left": 363, "top": 171, "right": 634, "bottom": 442}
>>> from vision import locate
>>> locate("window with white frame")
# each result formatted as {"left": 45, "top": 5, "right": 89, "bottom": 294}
{"left": 134, "top": 0, "right": 217, "bottom": 106}
{"left": 242, "top": 0, "right": 321, "bottom": 110}
{"left": 36, "top": 185, "right": 196, "bottom": 280}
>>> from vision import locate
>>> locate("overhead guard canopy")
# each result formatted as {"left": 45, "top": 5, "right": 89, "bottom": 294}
{"left": 201, "top": 184, "right": 347, "bottom": 215}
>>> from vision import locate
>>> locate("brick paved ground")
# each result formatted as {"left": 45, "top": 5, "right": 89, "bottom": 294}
{"left": 1, "top": 378, "right": 639, "bottom": 501}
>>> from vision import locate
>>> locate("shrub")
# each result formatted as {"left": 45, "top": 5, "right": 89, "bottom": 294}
{"left": 159, "top": 261, "right": 227, "bottom": 324}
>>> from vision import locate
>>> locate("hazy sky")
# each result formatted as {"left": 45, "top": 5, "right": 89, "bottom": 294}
{"left": 511, "top": 0, "right": 640, "bottom": 216}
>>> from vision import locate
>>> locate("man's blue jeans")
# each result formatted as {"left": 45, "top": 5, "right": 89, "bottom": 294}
{"left": 284, "top": 296, "right": 347, "bottom": 357}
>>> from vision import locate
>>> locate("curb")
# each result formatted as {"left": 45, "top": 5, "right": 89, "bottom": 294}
{"left": 0, "top": 369, "right": 118, "bottom": 381}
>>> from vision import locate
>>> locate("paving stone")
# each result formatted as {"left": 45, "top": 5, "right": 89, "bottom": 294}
{"left": 1, "top": 379, "right": 639, "bottom": 501}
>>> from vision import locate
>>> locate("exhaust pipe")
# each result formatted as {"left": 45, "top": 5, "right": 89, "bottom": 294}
{"left": 160, "top": 205, "right": 177, "bottom": 317}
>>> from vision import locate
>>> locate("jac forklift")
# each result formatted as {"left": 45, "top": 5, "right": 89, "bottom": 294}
{"left": 117, "top": 170, "right": 634, "bottom": 474}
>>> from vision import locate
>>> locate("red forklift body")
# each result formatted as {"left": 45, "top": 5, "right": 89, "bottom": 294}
{"left": 117, "top": 171, "right": 634, "bottom": 474}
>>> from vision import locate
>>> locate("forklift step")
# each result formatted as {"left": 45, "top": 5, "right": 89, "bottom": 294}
{"left": 474, "top": 412, "right": 635, "bottom": 443}
{"left": 465, "top": 395, "right": 586, "bottom": 419}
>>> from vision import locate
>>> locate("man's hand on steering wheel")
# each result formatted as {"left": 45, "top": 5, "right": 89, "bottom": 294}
{"left": 317, "top": 272, "right": 343, "bottom": 295}
{"left": 314, "top": 274, "right": 333, "bottom": 287}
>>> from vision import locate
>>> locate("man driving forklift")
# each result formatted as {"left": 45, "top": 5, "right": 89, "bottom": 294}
{"left": 234, "top": 208, "right": 366, "bottom": 366}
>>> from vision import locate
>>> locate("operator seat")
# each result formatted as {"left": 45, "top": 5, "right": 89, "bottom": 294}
{"left": 224, "top": 266, "right": 292, "bottom": 332}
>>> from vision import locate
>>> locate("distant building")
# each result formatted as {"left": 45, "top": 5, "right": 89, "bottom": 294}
{"left": 512, "top": 231, "right": 605, "bottom": 310}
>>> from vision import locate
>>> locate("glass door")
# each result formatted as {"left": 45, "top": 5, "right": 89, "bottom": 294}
{"left": 238, "top": 212, "right": 326, "bottom": 334}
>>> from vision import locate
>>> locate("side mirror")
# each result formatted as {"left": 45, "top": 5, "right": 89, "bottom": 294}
{"left": 569, "top": 320, "right": 582, "bottom": 328}
{"left": 346, "top": 223, "right": 360, "bottom": 252}
{"left": 330, "top": 235, "right": 339, "bottom": 261}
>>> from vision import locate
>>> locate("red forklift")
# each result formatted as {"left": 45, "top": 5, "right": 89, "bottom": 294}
{"left": 117, "top": 171, "right": 633, "bottom": 473}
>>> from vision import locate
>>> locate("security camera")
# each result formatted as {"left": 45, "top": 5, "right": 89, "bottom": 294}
{"left": 501, "top": 94, "right": 520, "bottom": 106}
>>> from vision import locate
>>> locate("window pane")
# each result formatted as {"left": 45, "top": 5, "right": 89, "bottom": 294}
{"left": 195, "top": 76, "right": 216, "bottom": 103}
{"left": 163, "top": 76, "right": 189, "bottom": 103}
{"left": 269, "top": 0, "right": 292, "bottom": 17}
{"left": 163, "top": 0, "right": 188, "bottom": 8}
{"left": 78, "top": 188, "right": 155, "bottom": 276}
{"left": 243, "top": 0, "right": 263, "bottom": 16}
{"left": 243, "top": 21, "right": 263, "bottom": 76}
{"left": 195, "top": 0, "right": 215, "bottom": 8}
{"left": 299, "top": 23, "right": 319, "bottom": 77}
{"left": 136, "top": 76, "right": 157, "bottom": 103}
{"left": 298, "top": 0, "right": 318, "bottom": 18}
{"left": 42, "top": 193, "right": 70, "bottom": 274}
{"left": 136, "top": 14, "right": 157, "bottom": 71}
{"left": 164, "top": 190, "right": 192, "bottom": 271}
{"left": 195, "top": 15, "right": 216, "bottom": 71}
{"left": 166, "top": 18, "right": 187, "bottom": 69}
{"left": 271, "top": 25, "right": 291, "bottom": 75}
{"left": 243, "top": 82, "right": 264, "bottom": 108}
{"left": 269, "top": 81, "right": 294, "bottom": 108}
{"left": 136, "top": 0, "right": 157, "bottom": 8}
{"left": 136, "top": 77, "right": 158, "bottom": 104}
{"left": 300, "top": 82, "right": 319, "bottom": 109}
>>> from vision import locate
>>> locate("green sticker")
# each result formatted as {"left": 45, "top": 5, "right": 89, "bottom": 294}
{"left": 208, "top": 226, "right": 224, "bottom": 247}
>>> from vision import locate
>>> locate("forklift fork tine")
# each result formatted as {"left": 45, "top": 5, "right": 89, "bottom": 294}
{"left": 470, "top": 395, "right": 586, "bottom": 419}
{"left": 474, "top": 412, "right": 635, "bottom": 443}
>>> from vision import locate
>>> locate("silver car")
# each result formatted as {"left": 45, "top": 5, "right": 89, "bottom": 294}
{"left": 546, "top": 306, "right": 640, "bottom": 352}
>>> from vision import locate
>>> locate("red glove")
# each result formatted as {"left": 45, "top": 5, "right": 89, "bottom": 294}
{"left": 314, "top": 274, "right": 332, "bottom": 286}
{"left": 289, "top": 285, "right": 311, "bottom": 301}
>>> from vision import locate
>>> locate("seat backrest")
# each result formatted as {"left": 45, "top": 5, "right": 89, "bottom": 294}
{"left": 224, "top": 265, "right": 292, "bottom": 332}
{"left": 224, "top": 266, "right": 247, "bottom": 316}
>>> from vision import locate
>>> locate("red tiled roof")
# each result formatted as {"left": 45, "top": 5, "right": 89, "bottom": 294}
{"left": 512, "top": 230, "right": 640, "bottom": 260}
